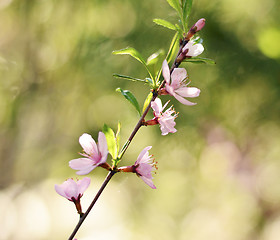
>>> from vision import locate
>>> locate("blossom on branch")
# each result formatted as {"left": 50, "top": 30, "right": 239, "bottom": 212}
{"left": 182, "top": 40, "right": 204, "bottom": 57}
{"left": 161, "top": 60, "right": 200, "bottom": 105}
{"left": 118, "top": 146, "right": 157, "bottom": 189}
{"left": 55, "top": 177, "right": 91, "bottom": 214}
{"left": 134, "top": 146, "right": 157, "bottom": 189}
{"left": 147, "top": 98, "right": 177, "bottom": 135}
{"left": 69, "top": 132, "right": 110, "bottom": 175}
{"left": 55, "top": 177, "right": 91, "bottom": 201}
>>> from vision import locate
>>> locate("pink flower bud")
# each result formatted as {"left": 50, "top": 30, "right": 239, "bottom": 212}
{"left": 185, "top": 18, "right": 206, "bottom": 40}
{"left": 194, "top": 18, "right": 205, "bottom": 32}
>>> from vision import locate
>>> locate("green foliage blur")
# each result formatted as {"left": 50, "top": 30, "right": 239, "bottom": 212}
{"left": 0, "top": 0, "right": 280, "bottom": 239}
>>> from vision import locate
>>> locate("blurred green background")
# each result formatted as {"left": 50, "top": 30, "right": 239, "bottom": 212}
{"left": 0, "top": 0, "right": 280, "bottom": 239}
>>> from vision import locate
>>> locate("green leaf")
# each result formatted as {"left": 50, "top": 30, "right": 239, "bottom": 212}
{"left": 146, "top": 50, "right": 164, "bottom": 66}
{"left": 112, "top": 47, "right": 146, "bottom": 65}
{"left": 113, "top": 47, "right": 154, "bottom": 82}
{"left": 183, "top": 57, "right": 216, "bottom": 65}
{"left": 166, "top": 0, "right": 181, "bottom": 15}
{"left": 113, "top": 73, "right": 146, "bottom": 83}
{"left": 145, "top": 78, "right": 154, "bottom": 85}
{"left": 103, "top": 124, "right": 118, "bottom": 159}
{"left": 153, "top": 18, "right": 176, "bottom": 30}
{"left": 116, "top": 122, "right": 121, "bottom": 153}
{"left": 166, "top": 32, "right": 179, "bottom": 63}
{"left": 116, "top": 88, "right": 141, "bottom": 116}
{"left": 142, "top": 92, "right": 153, "bottom": 114}
{"left": 182, "top": 0, "right": 193, "bottom": 29}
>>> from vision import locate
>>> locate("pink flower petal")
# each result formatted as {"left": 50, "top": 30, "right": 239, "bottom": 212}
{"left": 140, "top": 176, "right": 156, "bottom": 189}
{"left": 55, "top": 184, "right": 69, "bottom": 199}
{"left": 136, "top": 146, "right": 152, "bottom": 164}
{"left": 64, "top": 179, "right": 79, "bottom": 199}
{"left": 165, "top": 84, "right": 176, "bottom": 97}
{"left": 151, "top": 98, "right": 162, "bottom": 117}
{"left": 77, "top": 177, "right": 91, "bottom": 195}
{"left": 69, "top": 158, "right": 97, "bottom": 175}
{"left": 162, "top": 60, "right": 171, "bottom": 84}
{"left": 97, "top": 132, "right": 108, "bottom": 162}
{"left": 170, "top": 68, "right": 187, "bottom": 88}
{"left": 175, "top": 87, "right": 201, "bottom": 98}
{"left": 173, "top": 92, "right": 197, "bottom": 105}
{"left": 69, "top": 158, "right": 93, "bottom": 169}
{"left": 183, "top": 41, "right": 204, "bottom": 57}
{"left": 79, "top": 133, "right": 98, "bottom": 156}
{"left": 137, "top": 162, "right": 153, "bottom": 178}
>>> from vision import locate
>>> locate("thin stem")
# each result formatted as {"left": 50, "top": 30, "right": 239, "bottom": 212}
{"left": 118, "top": 37, "right": 189, "bottom": 159}
{"left": 68, "top": 170, "right": 116, "bottom": 240}
{"left": 68, "top": 33, "right": 190, "bottom": 240}
{"left": 118, "top": 90, "right": 158, "bottom": 159}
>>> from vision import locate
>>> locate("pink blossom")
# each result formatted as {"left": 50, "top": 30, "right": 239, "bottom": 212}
{"left": 182, "top": 40, "right": 204, "bottom": 57}
{"left": 151, "top": 98, "right": 177, "bottom": 135}
{"left": 55, "top": 177, "right": 91, "bottom": 201}
{"left": 69, "top": 132, "right": 109, "bottom": 175}
{"left": 161, "top": 60, "right": 200, "bottom": 105}
{"left": 134, "top": 146, "right": 157, "bottom": 189}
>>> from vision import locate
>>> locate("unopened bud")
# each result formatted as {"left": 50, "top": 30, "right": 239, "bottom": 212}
{"left": 185, "top": 18, "right": 206, "bottom": 40}
{"left": 194, "top": 18, "right": 205, "bottom": 32}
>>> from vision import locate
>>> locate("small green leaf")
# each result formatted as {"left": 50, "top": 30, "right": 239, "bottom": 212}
{"left": 113, "top": 47, "right": 154, "bottom": 82}
{"left": 112, "top": 47, "right": 146, "bottom": 66}
{"left": 103, "top": 124, "right": 118, "bottom": 159}
{"left": 182, "top": 0, "right": 193, "bottom": 29}
{"left": 153, "top": 18, "right": 177, "bottom": 30}
{"left": 166, "top": 0, "right": 181, "bottom": 15}
{"left": 183, "top": 57, "right": 216, "bottom": 65}
{"left": 113, "top": 73, "right": 146, "bottom": 83}
{"left": 147, "top": 50, "right": 164, "bottom": 66}
{"left": 116, "top": 122, "right": 121, "bottom": 153}
{"left": 145, "top": 78, "right": 154, "bottom": 85}
{"left": 142, "top": 92, "right": 153, "bottom": 114}
{"left": 116, "top": 88, "right": 141, "bottom": 116}
{"left": 166, "top": 32, "right": 179, "bottom": 63}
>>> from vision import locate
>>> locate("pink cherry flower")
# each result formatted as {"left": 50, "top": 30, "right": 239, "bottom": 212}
{"left": 69, "top": 132, "right": 109, "bottom": 175}
{"left": 150, "top": 98, "right": 177, "bottom": 136}
{"left": 182, "top": 39, "right": 204, "bottom": 57}
{"left": 55, "top": 177, "right": 91, "bottom": 201}
{"left": 161, "top": 59, "right": 200, "bottom": 105}
{"left": 118, "top": 146, "right": 157, "bottom": 189}
{"left": 55, "top": 177, "right": 91, "bottom": 214}
{"left": 134, "top": 146, "right": 157, "bottom": 189}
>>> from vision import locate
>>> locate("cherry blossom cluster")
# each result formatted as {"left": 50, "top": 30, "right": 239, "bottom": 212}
{"left": 55, "top": 14, "right": 208, "bottom": 240}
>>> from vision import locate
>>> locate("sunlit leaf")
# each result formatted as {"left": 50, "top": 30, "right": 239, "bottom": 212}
{"left": 145, "top": 78, "right": 154, "bottom": 85}
{"left": 166, "top": 32, "right": 179, "bottom": 63}
{"left": 112, "top": 47, "right": 146, "bottom": 66}
{"left": 153, "top": 18, "right": 176, "bottom": 30}
{"left": 147, "top": 50, "right": 164, "bottom": 66}
{"left": 113, "top": 73, "right": 146, "bottom": 83}
{"left": 116, "top": 88, "right": 141, "bottom": 116}
{"left": 116, "top": 121, "right": 121, "bottom": 153}
{"left": 113, "top": 47, "right": 154, "bottom": 82}
{"left": 142, "top": 92, "right": 153, "bottom": 114}
{"left": 183, "top": 57, "right": 216, "bottom": 64}
{"left": 103, "top": 124, "right": 118, "bottom": 159}
{"left": 166, "top": 0, "right": 181, "bottom": 15}
{"left": 183, "top": 0, "right": 193, "bottom": 28}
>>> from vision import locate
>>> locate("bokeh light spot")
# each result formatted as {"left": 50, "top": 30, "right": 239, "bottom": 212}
{"left": 257, "top": 27, "right": 280, "bottom": 59}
